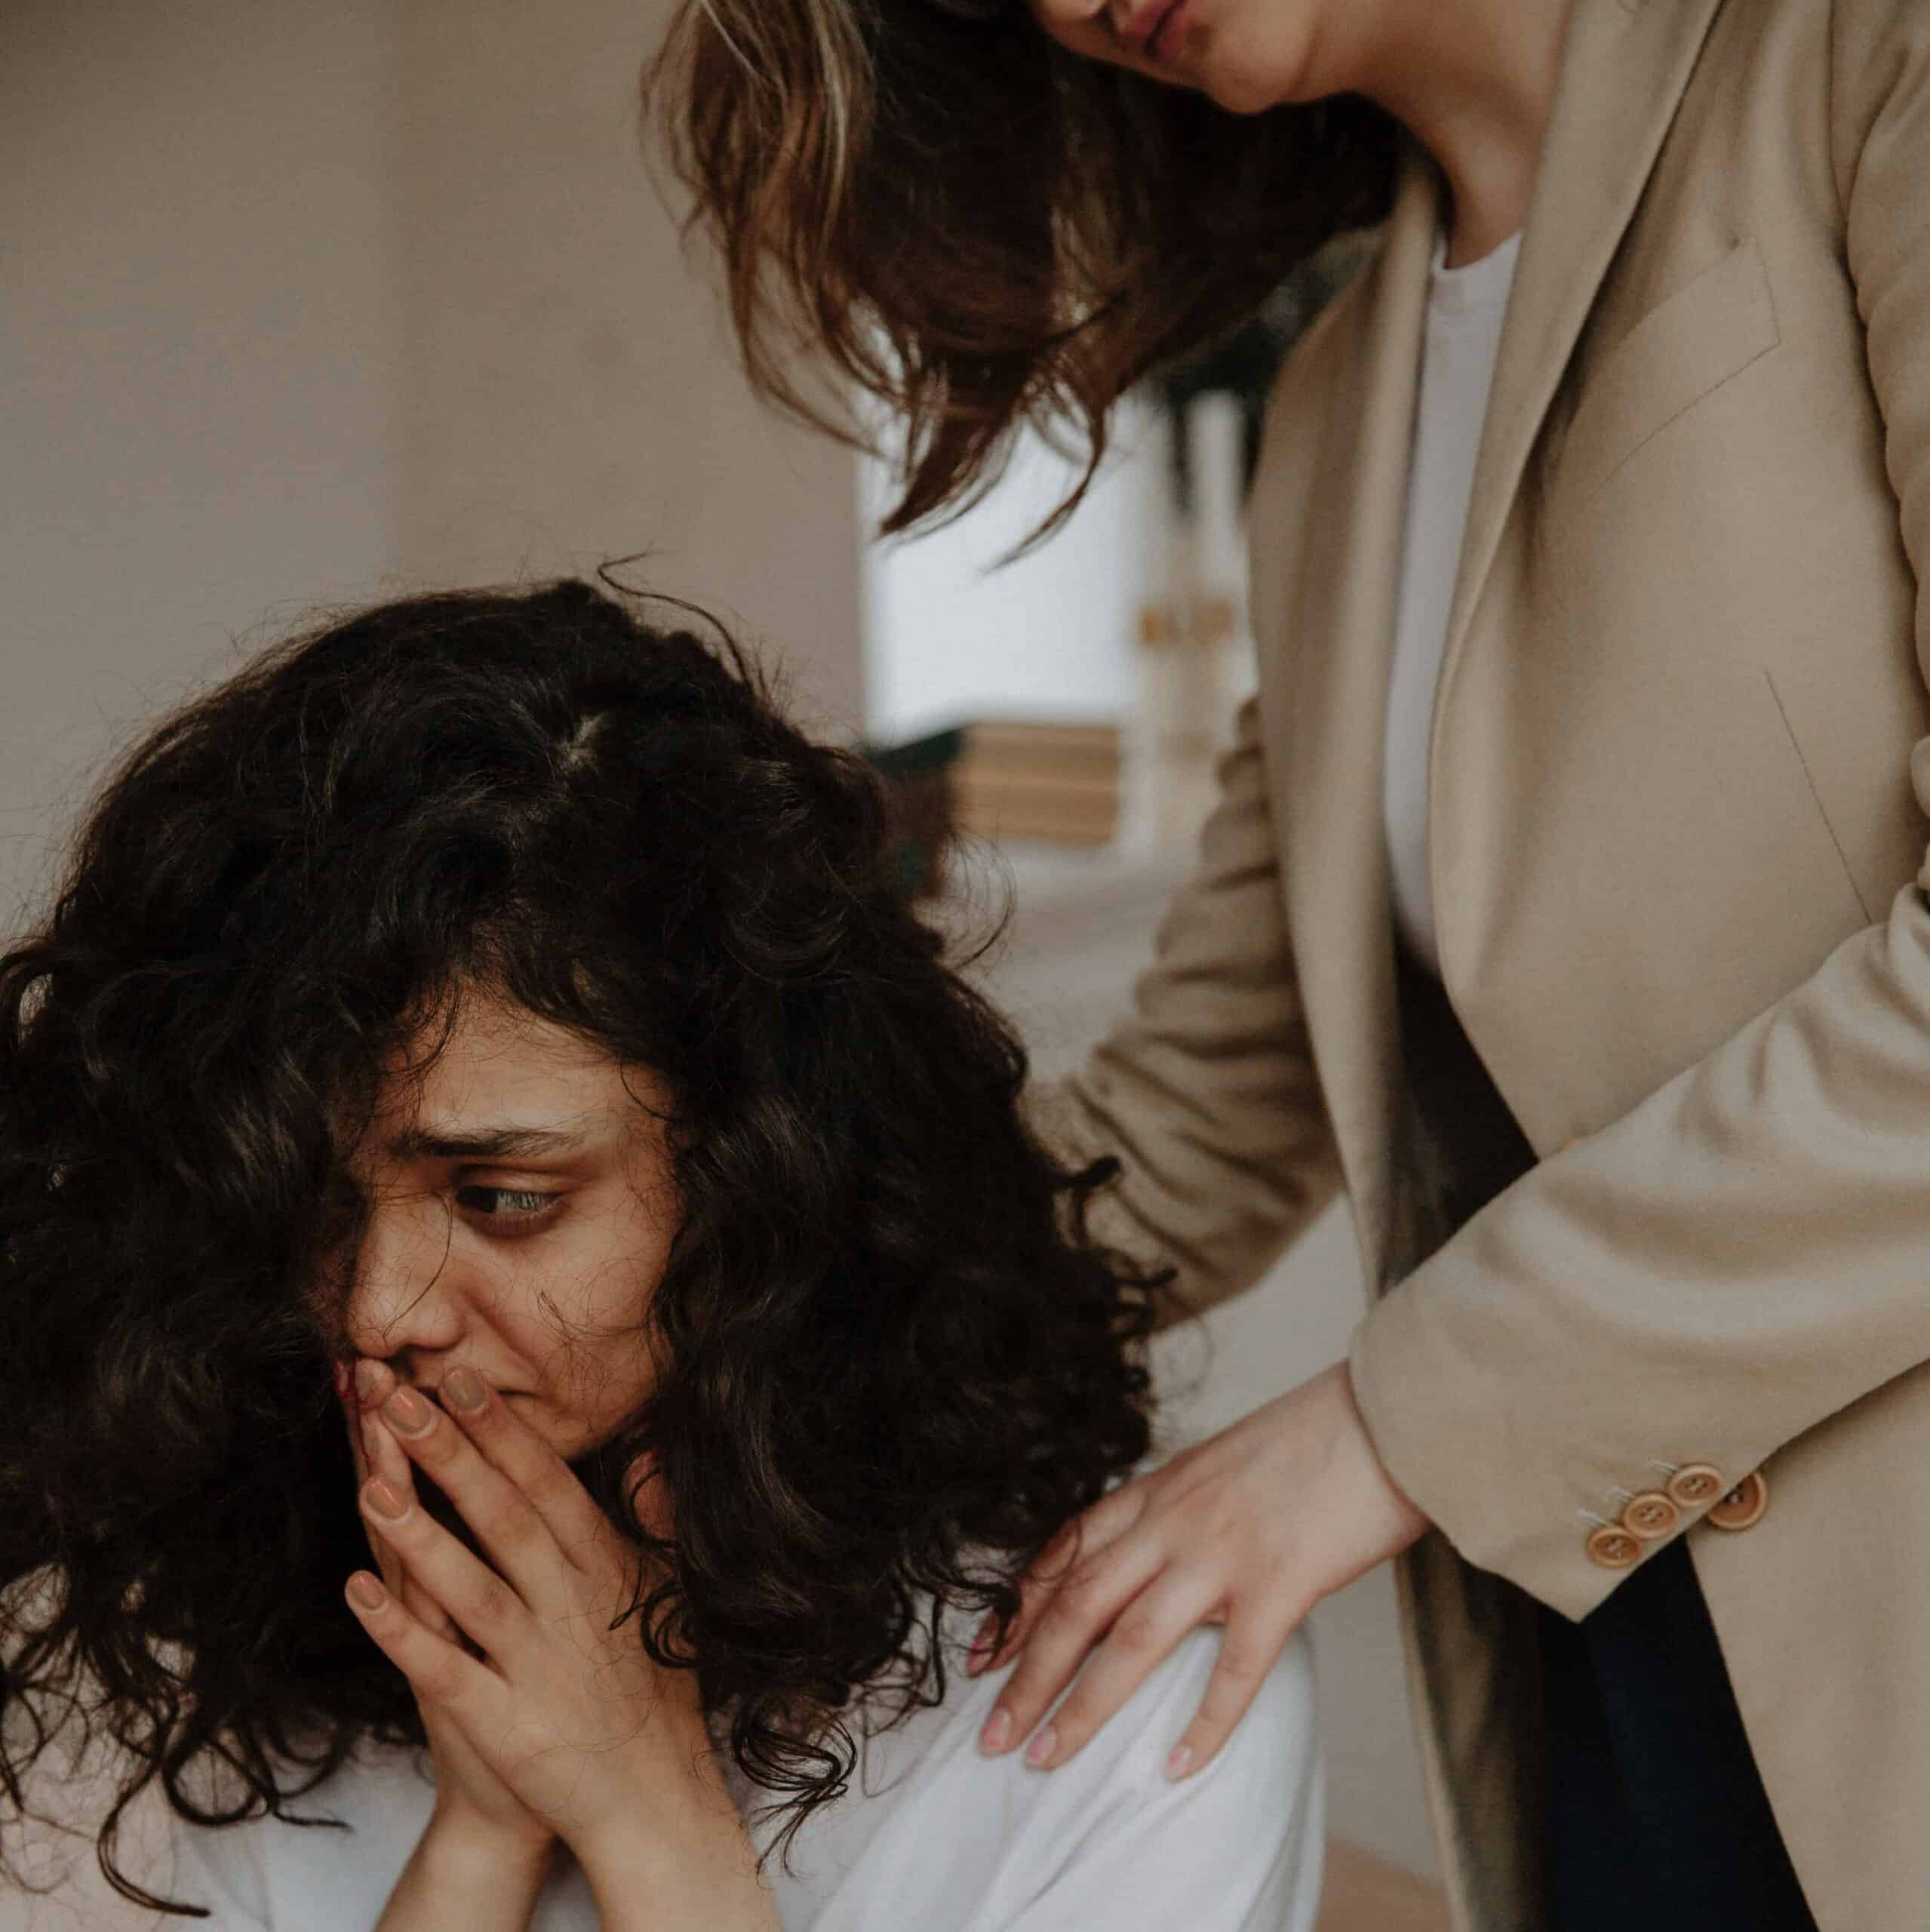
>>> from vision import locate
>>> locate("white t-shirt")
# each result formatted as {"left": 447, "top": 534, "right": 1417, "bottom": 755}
{"left": 1383, "top": 226, "right": 1523, "bottom": 978}
{"left": 164, "top": 1620, "right": 1323, "bottom": 1930}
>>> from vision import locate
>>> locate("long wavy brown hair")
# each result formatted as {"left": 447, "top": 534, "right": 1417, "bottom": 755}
{"left": 642, "top": 0, "right": 1400, "bottom": 550}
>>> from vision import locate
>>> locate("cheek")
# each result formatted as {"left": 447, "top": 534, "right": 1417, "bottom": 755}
{"left": 514, "top": 1203, "right": 666, "bottom": 1416}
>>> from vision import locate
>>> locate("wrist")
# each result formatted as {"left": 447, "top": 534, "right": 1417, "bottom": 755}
{"left": 376, "top": 1810, "right": 558, "bottom": 1931}
{"left": 1335, "top": 1358, "right": 1430, "bottom": 1540}
{"left": 574, "top": 1813, "right": 774, "bottom": 1932}
{"left": 424, "top": 1804, "right": 559, "bottom": 1884}
{"left": 557, "top": 1705, "right": 740, "bottom": 1870}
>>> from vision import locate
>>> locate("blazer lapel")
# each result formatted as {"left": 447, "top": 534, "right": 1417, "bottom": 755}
{"left": 1261, "top": 151, "right": 1437, "bottom": 1296}
{"left": 1262, "top": 0, "right": 1727, "bottom": 1291}
{"left": 1429, "top": 0, "right": 1726, "bottom": 980}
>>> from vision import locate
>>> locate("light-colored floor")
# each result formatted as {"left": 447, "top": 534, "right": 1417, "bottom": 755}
{"left": 1319, "top": 1838, "right": 1452, "bottom": 1932}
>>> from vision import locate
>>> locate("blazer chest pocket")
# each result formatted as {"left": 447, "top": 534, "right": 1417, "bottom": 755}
{"left": 1550, "top": 235, "right": 1781, "bottom": 511}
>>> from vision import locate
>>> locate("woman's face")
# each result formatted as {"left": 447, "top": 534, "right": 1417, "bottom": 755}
{"left": 337, "top": 986, "right": 678, "bottom": 1461}
{"left": 1025, "top": 0, "right": 1355, "bottom": 115}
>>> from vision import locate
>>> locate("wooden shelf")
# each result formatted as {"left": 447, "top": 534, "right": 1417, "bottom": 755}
{"left": 951, "top": 717, "right": 1122, "bottom": 847}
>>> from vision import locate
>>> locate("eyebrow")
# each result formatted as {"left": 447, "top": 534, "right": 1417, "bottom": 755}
{"left": 384, "top": 1124, "right": 590, "bottom": 1162}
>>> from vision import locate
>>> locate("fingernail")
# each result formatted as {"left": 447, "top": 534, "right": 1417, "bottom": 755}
{"left": 383, "top": 1386, "right": 433, "bottom": 1435}
{"left": 364, "top": 1477, "right": 409, "bottom": 1520}
{"left": 347, "top": 1573, "right": 386, "bottom": 1611}
{"left": 1025, "top": 1724, "right": 1058, "bottom": 1769}
{"left": 1164, "top": 1745, "right": 1194, "bottom": 1781}
{"left": 443, "top": 1366, "right": 487, "bottom": 1414}
{"left": 978, "top": 1709, "right": 1012, "bottom": 1754}
{"left": 353, "top": 1360, "right": 385, "bottom": 1406}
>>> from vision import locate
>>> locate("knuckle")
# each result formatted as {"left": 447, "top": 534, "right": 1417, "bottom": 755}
{"left": 466, "top": 1571, "right": 518, "bottom": 1631}
{"left": 1108, "top": 1606, "right": 1166, "bottom": 1659}
{"left": 522, "top": 1460, "right": 571, "bottom": 1512}
{"left": 1048, "top": 1703, "right": 1093, "bottom": 1745}
{"left": 1000, "top": 1665, "right": 1053, "bottom": 1718}
{"left": 1200, "top": 1669, "right": 1261, "bottom": 1723}
{"left": 1034, "top": 1600, "right": 1083, "bottom": 1645}
{"left": 492, "top": 1489, "right": 544, "bottom": 1551}
{"left": 423, "top": 1658, "right": 467, "bottom": 1704}
{"left": 1212, "top": 1641, "right": 1268, "bottom": 1686}
{"left": 400, "top": 1574, "right": 450, "bottom": 1629}
{"left": 1050, "top": 1509, "right": 1088, "bottom": 1546}
{"left": 1014, "top": 1576, "right": 1056, "bottom": 1623}
{"left": 1035, "top": 1546, "right": 1081, "bottom": 1592}
{"left": 1053, "top": 1563, "right": 1108, "bottom": 1617}
{"left": 1197, "top": 1499, "right": 1246, "bottom": 1548}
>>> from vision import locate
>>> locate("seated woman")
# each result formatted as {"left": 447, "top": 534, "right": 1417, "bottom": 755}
{"left": 0, "top": 580, "right": 1323, "bottom": 1930}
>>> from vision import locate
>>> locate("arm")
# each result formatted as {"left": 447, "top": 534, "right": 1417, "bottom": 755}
{"left": 573, "top": 1802, "right": 779, "bottom": 1932}
{"left": 1031, "top": 690, "right": 1344, "bottom": 1331}
{"left": 375, "top": 1811, "right": 557, "bottom": 1932}
{"left": 1348, "top": 0, "right": 1930, "bottom": 1622}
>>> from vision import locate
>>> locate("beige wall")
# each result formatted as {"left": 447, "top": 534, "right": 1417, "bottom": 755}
{"left": 0, "top": 0, "right": 405, "bottom": 931}
{"left": 2, "top": 0, "right": 865, "bottom": 934}
{"left": 389, "top": 0, "right": 866, "bottom": 737}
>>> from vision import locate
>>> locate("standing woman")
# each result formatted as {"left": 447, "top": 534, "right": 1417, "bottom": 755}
{"left": 647, "top": 2, "right": 1930, "bottom": 1927}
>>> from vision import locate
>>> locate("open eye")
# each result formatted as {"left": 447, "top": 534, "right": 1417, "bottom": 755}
{"left": 454, "top": 1186, "right": 560, "bottom": 1229}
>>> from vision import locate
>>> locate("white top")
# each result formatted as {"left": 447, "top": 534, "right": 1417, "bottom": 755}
{"left": 165, "top": 1620, "right": 1324, "bottom": 1930}
{"left": 1383, "top": 226, "right": 1523, "bottom": 978}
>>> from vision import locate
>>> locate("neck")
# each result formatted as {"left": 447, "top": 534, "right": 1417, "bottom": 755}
{"left": 1345, "top": 0, "right": 1575, "bottom": 266}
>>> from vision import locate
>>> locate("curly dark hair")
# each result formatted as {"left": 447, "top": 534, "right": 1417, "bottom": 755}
{"left": 0, "top": 577, "right": 1168, "bottom": 1915}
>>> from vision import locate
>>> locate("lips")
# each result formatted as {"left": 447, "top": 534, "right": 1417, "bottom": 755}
{"left": 1126, "top": 0, "right": 1185, "bottom": 59}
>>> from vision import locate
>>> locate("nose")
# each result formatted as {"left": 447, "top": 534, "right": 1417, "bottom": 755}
{"left": 341, "top": 1187, "right": 469, "bottom": 1366}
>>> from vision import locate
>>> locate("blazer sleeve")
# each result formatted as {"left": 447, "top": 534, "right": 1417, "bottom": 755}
{"left": 1030, "top": 691, "right": 1344, "bottom": 1332}
{"left": 1347, "top": 0, "right": 1930, "bottom": 1623}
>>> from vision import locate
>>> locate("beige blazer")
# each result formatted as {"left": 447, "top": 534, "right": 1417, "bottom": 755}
{"left": 1047, "top": 2, "right": 1930, "bottom": 1926}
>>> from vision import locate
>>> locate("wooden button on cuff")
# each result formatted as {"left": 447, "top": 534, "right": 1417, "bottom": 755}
{"left": 1706, "top": 1468, "right": 1769, "bottom": 1531}
{"left": 1621, "top": 1491, "right": 1681, "bottom": 1540}
{"left": 1666, "top": 1464, "right": 1726, "bottom": 1509}
{"left": 1587, "top": 1524, "right": 1643, "bottom": 1568}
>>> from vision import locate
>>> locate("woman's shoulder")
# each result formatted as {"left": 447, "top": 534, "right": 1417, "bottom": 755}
{"left": 981, "top": 1617, "right": 1321, "bottom": 1823}
{"left": 757, "top": 1614, "right": 1323, "bottom": 1930}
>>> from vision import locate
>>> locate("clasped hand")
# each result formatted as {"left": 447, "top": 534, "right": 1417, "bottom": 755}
{"left": 336, "top": 1361, "right": 715, "bottom": 1866}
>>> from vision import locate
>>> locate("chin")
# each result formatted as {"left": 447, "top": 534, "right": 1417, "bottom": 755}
{"left": 1203, "top": 75, "right": 1282, "bottom": 115}
{"left": 1185, "top": 19, "right": 1320, "bottom": 115}
{"left": 1198, "top": 51, "right": 1304, "bottom": 114}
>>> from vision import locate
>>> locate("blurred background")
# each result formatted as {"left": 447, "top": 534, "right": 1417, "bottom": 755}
{"left": 3, "top": 2, "right": 1442, "bottom": 1924}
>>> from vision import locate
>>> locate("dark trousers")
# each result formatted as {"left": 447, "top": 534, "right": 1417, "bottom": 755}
{"left": 1393, "top": 944, "right": 1817, "bottom": 1930}
{"left": 1538, "top": 1543, "right": 1816, "bottom": 1931}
